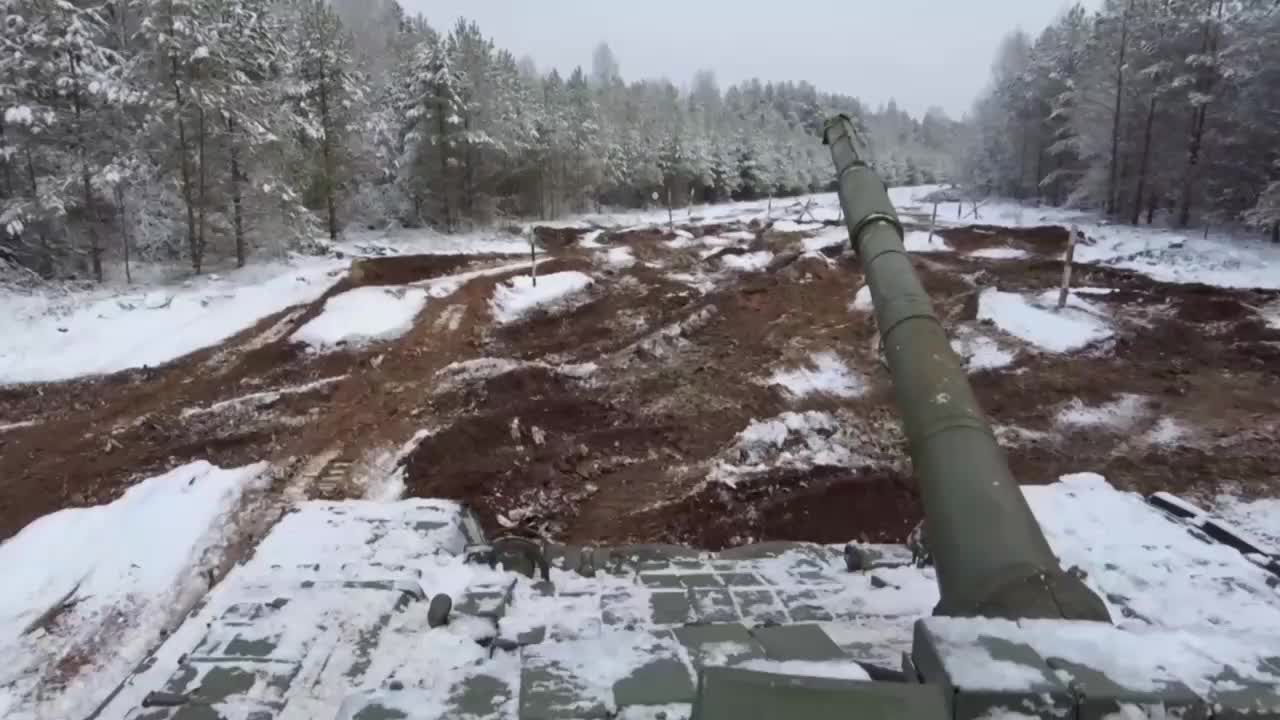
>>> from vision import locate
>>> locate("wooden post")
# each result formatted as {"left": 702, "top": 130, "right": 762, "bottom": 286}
{"left": 116, "top": 185, "right": 132, "bottom": 285}
{"left": 1058, "top": 226, "right": 1078, "bottom": 310}
{"left": 529, "top": 236, "right": 537, "bottom": 287}
{"left": 666, "top": 186, "right": 674, "bottom": 232}
{"left": 927, "top": 202, "right": 939, "bottom": 246}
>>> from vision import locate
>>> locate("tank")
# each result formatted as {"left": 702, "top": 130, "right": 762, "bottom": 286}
{"left": 822, "top": 114, "right": 1111, "bottom": 623}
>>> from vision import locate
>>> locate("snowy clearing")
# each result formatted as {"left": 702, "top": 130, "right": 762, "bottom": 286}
{"left": 977, "top": 288, "right": 1113, "bottom": 353}
{"left": 490, "top": 271, "right": 595, "bottom": 323}
{"left": 292, "top": 286, "right": 428, "bottom": 349}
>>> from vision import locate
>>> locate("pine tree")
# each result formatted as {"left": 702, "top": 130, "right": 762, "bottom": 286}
{"left": 288, "top": 0, "right": 363, "bottom": 243}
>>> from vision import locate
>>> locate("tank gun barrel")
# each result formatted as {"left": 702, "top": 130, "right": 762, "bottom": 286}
{"left": 822, "top": 114, "right": 1110, "bottom": 622}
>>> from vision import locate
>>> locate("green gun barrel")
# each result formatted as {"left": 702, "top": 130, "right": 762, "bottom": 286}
{"left": 822, "top": 114, "right": 1110, "bottom": 622}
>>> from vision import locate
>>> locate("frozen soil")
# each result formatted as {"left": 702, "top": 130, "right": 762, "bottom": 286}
{"left": 3, "top": 219, "right": 1279, "bottom": 551}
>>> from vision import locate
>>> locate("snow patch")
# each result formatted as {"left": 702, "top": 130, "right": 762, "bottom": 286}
{"left": 579, "top": 230, "right": 605, "bottom": 249}
{"left": 950, "top": 332, "right": 1016, "bottom": 371}
{"left": 720, "top": 251, "right": 774, "bottom": 272}
{"left": 490, "top": 271, "right": 595, "bottom": 323}
{"left": 734, "top": 658, "right": 871, "bottom": 681}
{"left": 1055, "top": 394, "right": 1149, "bottom": 429}
{"left": 434, "top": 357, "right": 598, "bottom": 392}
{"left": 851, "top": 285, "right": 873, "bottom": 312}
{"left": 292, "top": 286, "right": 427, "bottom": 349}
{"left": 605, "top": 246, "right": 636, "bottom": 267}
{"left": 183, "top": 376, "right": 346, "bottom": 418}
{"left": 802, "top": 227, "right": 848, "bottom": 253}
{"left": 711, "top": 411, "right": 873, "bottom": 487}
{"left": 1261, "top": 301, "right": 1280, "bottom": 330}
{"left": 977, "top": 289, "right": 1113, "bottom": 353}
{"left": 764, "top": 352, "right": 866, "bottom": 399}
{"left": 903, "top": 231, "right": 951, "bottom": 253}
{"left": 666, "top": 272, "right": 716, "bottom": 294}
{"left": 771, "top": 220, "right": 822, "bottom": 233}
{"left": 1144, "top": 417, "right": 1190, "bottom": 445}
{"left": 0, "top": 420, "right": 37, "bottom": 433}
{"left": 968, "top": 247, "right": 1028, "bottom": 260}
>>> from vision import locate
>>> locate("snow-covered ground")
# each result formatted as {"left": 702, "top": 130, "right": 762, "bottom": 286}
{"left": 0, "top": 461, "right": 268, "bottom": 719}
{"left": 4, "top": 186, "right": 1278, "bottom": 385}
{"left": 0, "top": 258, "right": 346, "bottom": 383}
{"left": 890, "top": 184, "right": 1280, "bottom": 290}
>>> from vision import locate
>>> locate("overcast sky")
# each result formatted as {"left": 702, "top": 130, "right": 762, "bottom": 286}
{"left": 400, "top": 0, "right": 1094, "bottom": 120}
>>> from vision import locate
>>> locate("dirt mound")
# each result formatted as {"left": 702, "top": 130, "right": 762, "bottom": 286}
{"left": 641, "top": 467, "right": 922, "bottom": 549}
{"left": 939, "top": 225, "right": 1068, "bottom": 255}
{"left": 532, "top": 226, "right": 587, "bottom": 249}
{"left": 347, "top": 253, "right": 506, "bottom": 287}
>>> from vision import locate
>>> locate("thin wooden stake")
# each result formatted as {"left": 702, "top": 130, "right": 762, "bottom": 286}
{"left": 1058, "top": 226, "right": 1078, "bottom": 310}
{"left": 927, "top": 202, "right": 939, "bottom": 246}
{"left": 530, "top": 236, "right": 537, "bottom": 287}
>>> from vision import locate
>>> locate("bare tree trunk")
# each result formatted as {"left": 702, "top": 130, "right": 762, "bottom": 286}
{"left": 318, "top": 69, "right": 338, "bottom": 243}
{"left": 463, "top": 113, "right": 474, "bottom": 219}
{"left": 24, "top": 147, "right": 51, "bottom": 277}
{"left": 1131, "top": 93, "right": 1158, "bottom": 226}
{"left": 68, "top": 53, "right": 102, "bottom": 282}
{"left": 0, "top": 121, "right": 12, "bottom": 197}
{"left": 1106, "top": 0, "right": 1132, "bottom": 216}
{"left": 1271, "top": 222, "right": 1278, "bottom": 244}
{"left": 434, "top": 81, "right": 450, "bottom": 232}
{"left": 197, "top": 106, "right": 207, "bottom": 273}
{"left": 115, "top": 185, "right": 131, "bottom": 284}
{"left": 666, "top": 185, "right": 673, "bottom": 232}
{"left": 927, "top": 203, "right": 939, "bottom": 246}
{"left": 529, "top": 237, "right": 537, "bottom": 287}
{"left": 227, "top": 116, "right": 245, "bottom": 267}
{"left": 172, "top": 71, "right": 198, "bottom": 273}
{"left": 1146, "top": 193, "right": 1157, "bottom": 225}
{"left": 1177, "top": 0, "right": 1223, "bottom": 228}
